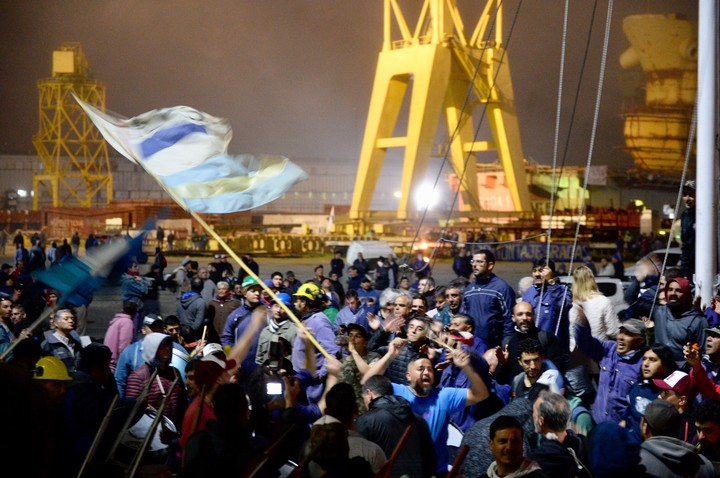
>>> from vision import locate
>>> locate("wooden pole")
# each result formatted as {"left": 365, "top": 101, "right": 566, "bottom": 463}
{"left": 189, "top": 210, "right": 330, "bottom": 359}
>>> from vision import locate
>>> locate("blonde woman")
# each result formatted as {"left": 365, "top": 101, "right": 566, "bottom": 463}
{"left": 567, "top": 265, "right": 621, "bottom": 404}
{"left": 569, "top": 265, "right": 621, "bottom": 346}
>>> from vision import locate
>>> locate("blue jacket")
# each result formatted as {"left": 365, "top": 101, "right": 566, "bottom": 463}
{"left": 291, "top": 310, "right": 340, "bottom": 403}
{"left": 220, "top": 302, "right": 256, "bottom": 346}
{"left": 522, "top": 281, "right": 572, "bottom": 354}
{"left": 460, "top": 274, "right": 516, "bottom": 348}
{"left": 623, "top": 381, "right": 660, "bottom": 443}
{"left": 575, "top": 322, "right": 644, "bottom": 425}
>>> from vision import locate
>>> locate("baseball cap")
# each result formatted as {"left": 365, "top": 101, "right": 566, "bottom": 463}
{"left": 707, "top": 327, "right": 720, "bottom": 336}
{"left": 143, "top": 313, "right": 161, "bottom": 327}
{"left": 313, "top": 415, "right": 341, "bottom": 426}
{"left": 653, "top": 370, "right": 696, "bottom": 398}
{"left": 286, "top": 270, "right": 295, "bottom": 278}
{"left": 619, "top": 318, "right": 646, "bottom": 336}
{"left": 195, "top": 352, "right": 237, "bottom": 386}
{"left": 203, "top": 342, "right": 225, "bottom": 357}
{"left": 683, "top": 180, "right": 696, "bottom": 191}
{"left": 643, "top": 398, "right": 680, "bottom": 437}
{"left": 242, "top": 275, "right": 260, "bottom": 288}
{"left": 346, "top": 323, "right": 369, "bottom": 340}
{"left": 181, "top": 258, "right": 191, "bottom": 266}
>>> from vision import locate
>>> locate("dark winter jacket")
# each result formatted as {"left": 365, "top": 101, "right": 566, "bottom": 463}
{"left": 640, "top": 436, "right": 714, "bottom": 478}
{"left": 356, "top": 394, "right": 437, "bottom": 478}
{"left": 528, "top": 430, "right": 592, "bottom": 478}
{"left": 176, "top": 291, "right": 207, "bottom": 334}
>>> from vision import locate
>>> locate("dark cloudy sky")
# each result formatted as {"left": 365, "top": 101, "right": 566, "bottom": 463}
{"left": 0, "top": 1, "right": 698, "bottom": 171}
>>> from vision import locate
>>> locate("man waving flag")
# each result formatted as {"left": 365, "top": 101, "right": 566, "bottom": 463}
{"left": 74, "top": 96, "right": 308, "bottom": 214}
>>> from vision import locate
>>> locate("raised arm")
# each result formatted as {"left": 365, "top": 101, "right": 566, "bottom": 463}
{"left": 361, "top": 337, "right": 406, "bottom": 384}
{"left": 451, "top": 347, "right": 490, "bottom": 406}
{"left": 226, "top": 306, "right": 267, "bottom": 374}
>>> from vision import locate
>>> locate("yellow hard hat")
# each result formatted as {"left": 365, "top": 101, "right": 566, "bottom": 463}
{"left": 33, "top": 356, "right": 72, "bottom": 381}
{"left": 293, "top": 282, "right": 324, "bottom": 303}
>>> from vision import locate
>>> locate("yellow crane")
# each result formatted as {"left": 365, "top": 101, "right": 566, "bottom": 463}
{"left": 32, "top": 42, "right": 112, "bottom": 208}
{"left": 349, "top": 0, "right": 530, "bottom": 228}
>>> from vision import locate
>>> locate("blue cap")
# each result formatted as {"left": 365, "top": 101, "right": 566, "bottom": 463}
{"left": 271, "top": 292, "right": 292, "bottom": 306}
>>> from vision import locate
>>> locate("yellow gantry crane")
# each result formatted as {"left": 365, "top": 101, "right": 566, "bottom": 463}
{"left": 32, "top": 42, "right": 113, "bottom": 209}
{"left": 349, "top": 0, "right": 531, "bottom": 225}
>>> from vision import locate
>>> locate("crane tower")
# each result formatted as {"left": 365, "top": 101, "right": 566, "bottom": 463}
{"left": 32, "top": 42, "right": 113, "bottom": 209}
{"left": 349, "top": 0, "right": 531, "bottom": 224}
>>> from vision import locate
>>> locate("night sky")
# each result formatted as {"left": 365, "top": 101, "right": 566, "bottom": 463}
{"left": 0, "top": 1, "right": 698, "bottom": 172}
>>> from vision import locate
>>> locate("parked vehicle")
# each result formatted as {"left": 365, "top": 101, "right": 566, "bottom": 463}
{"left": 623, "top": 247, "right": 682, "bottom": 286}
{"left": 559, "top": 275, "right": 629, "bottom": 318}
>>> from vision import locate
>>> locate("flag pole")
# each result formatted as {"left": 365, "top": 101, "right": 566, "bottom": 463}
{"left": 71, "top": 97, "right": 328, "bottom": 358}
{"left": 188, "top": 210, "right": 331, "bottom": 359}
{"left": 0, "top": 306, "right": 53, "bottom": 362}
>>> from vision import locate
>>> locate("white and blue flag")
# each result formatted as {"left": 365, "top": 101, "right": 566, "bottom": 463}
{"left": 74, "top": 96, "right": 308, "bottom": 214}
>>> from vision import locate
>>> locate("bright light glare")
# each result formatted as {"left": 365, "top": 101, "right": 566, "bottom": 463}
{"left": 393, "top": 191, "right": 402, "bottom": 199}
{"left": 16, "top": 189, "right": 27, "bottom": 198}
{"left": 415, "top": 183, "right": 438, "bottom": 210}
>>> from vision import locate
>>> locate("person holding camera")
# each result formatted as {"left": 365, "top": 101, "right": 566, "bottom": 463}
{"left": 255, "top": 292, "right": 297, "bottom": 367}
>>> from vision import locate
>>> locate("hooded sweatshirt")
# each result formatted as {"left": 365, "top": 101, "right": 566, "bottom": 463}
{"left": 103, "top": 312, "right": 135, "bottom": 370}
{"left": 653, "top": 277, "right": 708, "bottom": 368}
{"left": 640, "top": 436, "right": 714, "bottom": 478}
{"left": 176, "top": 291, "right": 207, "bottom": 333}
{"left": 125, "top": 333, "right": 186, "bottom": 426}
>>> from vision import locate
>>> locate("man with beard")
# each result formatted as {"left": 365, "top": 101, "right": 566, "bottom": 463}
{"left": 650, "top": 276, "right": 708, "bottom": 369}
{"left": 362, "top": 337, "right": 490, "bottom": 475}
{"left": 496, "top": 301, "right": 567, "bottom": 384}
{"left": 574, "top": 316, "right": 646, "bottom": 425}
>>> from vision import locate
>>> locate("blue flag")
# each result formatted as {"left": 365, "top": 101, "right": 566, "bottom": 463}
{"left": 74, "top": 96, "right": 308, "bottom": 214}
{"left": 34, "top": 230, "right": 149, "bottom": 307}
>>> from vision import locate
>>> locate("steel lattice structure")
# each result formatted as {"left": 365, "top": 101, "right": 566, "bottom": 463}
{"left": 33, "top": 42, "right": 112, "bottom": 209}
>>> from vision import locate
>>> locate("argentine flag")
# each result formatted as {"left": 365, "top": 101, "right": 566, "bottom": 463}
{"left": 74, "top": 96, "right": 308, "bottom": 214}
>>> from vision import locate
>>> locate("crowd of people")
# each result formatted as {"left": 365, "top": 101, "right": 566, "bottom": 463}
{"left": 2, "top": 219, "right": 720, "bottom": 477}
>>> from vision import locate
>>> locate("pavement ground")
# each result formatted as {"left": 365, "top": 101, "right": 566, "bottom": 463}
{"left": 86, "top": 254, "right": 535, "bottom": 341}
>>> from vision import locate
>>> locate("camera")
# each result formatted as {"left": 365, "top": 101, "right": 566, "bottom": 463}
{"left": 267, "top": 335, "right": 283, "bottom": 373}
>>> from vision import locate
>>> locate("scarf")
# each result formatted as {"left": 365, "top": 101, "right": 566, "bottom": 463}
{"left": 486, "top": 458, "right": 543, "bottom": 478}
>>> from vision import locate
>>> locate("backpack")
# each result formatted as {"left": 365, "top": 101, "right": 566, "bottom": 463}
{"left": 165, "top": 266, "right": 186, "bottom": 293}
